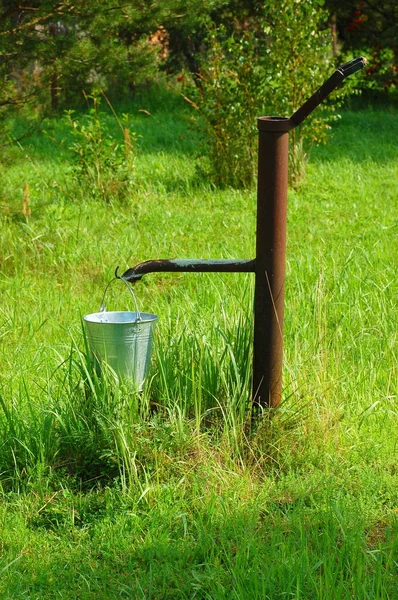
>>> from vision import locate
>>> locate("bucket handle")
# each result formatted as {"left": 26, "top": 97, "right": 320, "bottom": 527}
{"left": 100, "top": 268, "right": 142, "bottom": 321}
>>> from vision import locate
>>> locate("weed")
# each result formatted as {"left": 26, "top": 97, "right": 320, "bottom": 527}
{"left": 65, "top": 95, "right": 137, "bottom": 203}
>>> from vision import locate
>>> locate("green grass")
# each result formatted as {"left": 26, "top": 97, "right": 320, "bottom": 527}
{"left": 0, "top": 93, "right": 397, "bottom": 598}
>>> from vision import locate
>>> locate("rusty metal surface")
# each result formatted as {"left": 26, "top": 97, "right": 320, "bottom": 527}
{"left": 257, "top": 117, "right": 295, "bottom": 132}
{"left": 121, "top": 259, "right": 256, "bottom": 282}
{"left": 252, "top": 128, "right": 289, "bottom": 409}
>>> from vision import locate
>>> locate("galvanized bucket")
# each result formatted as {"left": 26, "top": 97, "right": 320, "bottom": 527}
{"left": 83, "top": 277, "right": 158, "bottom": 391}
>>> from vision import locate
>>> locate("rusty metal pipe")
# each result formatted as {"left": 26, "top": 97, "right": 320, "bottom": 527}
{"left": 252, "top": 56, "right": 366, "bottom": 410}
{"left": 253, "top": 119, "right": 290, "bottom": 409}
{"left": 290, "top": 56, "right": 366, "bottom": 127}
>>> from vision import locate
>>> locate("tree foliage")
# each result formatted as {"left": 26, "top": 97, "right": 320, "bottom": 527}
{"left": 0, "top": 0, "right": 232, "bottom": 146}
{"left": 325, "top": 0, "right": 397, "bottom": 92}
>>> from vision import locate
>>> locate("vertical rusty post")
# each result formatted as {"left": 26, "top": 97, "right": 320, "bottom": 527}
{"left": 251, "top": 58, "right": 366, "bottom": 410}
{"left": 252, "top": 117, "right": 293, "bottom": 410}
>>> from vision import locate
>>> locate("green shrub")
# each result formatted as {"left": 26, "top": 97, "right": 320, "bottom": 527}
{"left": 192, "top": 27, "right": 263, "bottom": 189}
{"left": 192, "top": 0, "right": 352, "bottom": 188}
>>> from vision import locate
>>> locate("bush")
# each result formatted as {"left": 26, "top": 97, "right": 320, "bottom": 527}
{"left": 192, "top": 27, "right": 262, "bottom": 189}
{"left": 192, "top": 0, "right": 352, "bottom": 188}
{"left": 359, "top": 47, "right": 397, "bottom": 95}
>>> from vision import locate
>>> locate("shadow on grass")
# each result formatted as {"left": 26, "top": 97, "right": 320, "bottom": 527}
{"left": 2, "top": 492, "right": 397, "bottom": 599}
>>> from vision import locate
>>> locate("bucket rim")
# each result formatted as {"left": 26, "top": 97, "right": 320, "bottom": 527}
{"left": 83, "top": 310, "right": 158, "bottom": 324}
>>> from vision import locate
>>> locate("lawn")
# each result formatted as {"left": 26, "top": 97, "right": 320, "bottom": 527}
{"left": 0, "top": 93, "right": 397, "bottom": 599}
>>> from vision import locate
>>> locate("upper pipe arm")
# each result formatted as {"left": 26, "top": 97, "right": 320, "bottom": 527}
{"left": 290, "top": 56, "right": 367, "bottom": 128}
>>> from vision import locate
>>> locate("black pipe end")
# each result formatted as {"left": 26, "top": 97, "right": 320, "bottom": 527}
{"left": 338, "top": 56, "right": 367, "bottom": 78}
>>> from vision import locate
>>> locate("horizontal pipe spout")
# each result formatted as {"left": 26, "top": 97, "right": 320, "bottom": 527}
{"left": 121, "top": 258, "right": 256, "bottom": 282}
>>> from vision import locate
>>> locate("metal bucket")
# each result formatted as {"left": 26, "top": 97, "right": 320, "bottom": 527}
{"left": 83, "top": 277, "right": 158, "bottom": 391}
